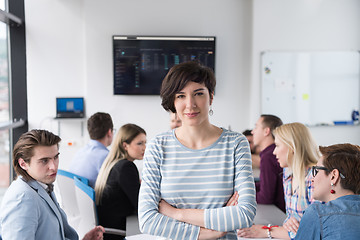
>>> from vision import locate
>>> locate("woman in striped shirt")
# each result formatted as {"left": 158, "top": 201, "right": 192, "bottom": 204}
{"left": 138, "top": 61, "right": 256, "bottom": 240}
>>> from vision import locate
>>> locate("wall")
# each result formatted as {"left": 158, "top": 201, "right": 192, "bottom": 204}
{"left": 25, "top": 0, "right": 253, "bottom": 169}
{"left": 24, "top": 0, "right": 360, "bottom": 170}
{"left": 251, "top": 0, "right": 360, "bottom": 146}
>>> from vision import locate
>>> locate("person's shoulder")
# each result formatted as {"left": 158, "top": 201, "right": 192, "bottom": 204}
{"left": 302, "top": 202, "right": 322, "bottom": 217}
{"left": 219, "top": 129, "right": 249, "bottom": 150}
{"left": 320, "top": 195, "right": 360, "bottom": 215}
{"left": 2, "top": 178, "right": 39, "bottom": 204}
{"left": 113, "top": 159, "right": 135, "bottom": 168}
{"left": 220, "top": 128, "right": 245, "bottom": 141}
{"left": 6, "top": 177, "right": 31, "bottom": 191}
{"left": 260, "top": 144, "right": 276, "bottom": 159}
{"left": 149, "top": 130, "right": 174, "bottom": 145}
{"left": 155, "top": 130, "right": 173, "bottom": 139}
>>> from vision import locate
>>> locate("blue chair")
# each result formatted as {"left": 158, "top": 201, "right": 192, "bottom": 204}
{"left": 74, "top": 177, "right": 126, "bottom": 238}
{"left": 57, "top": 169, "right": 89, "bottom": 185}
{"left": 54, "top": 169, "right": 89, "bottom": 230}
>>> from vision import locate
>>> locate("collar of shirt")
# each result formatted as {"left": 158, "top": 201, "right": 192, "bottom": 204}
{"left": 37, "top": 181, "right": 54, "bottom": 194}
{"left": 88, "top": 139, "right": 109, "bottom": 150}
{"left": 283, "top": 167, "right": 292, "bottom": 180}
{"left": 259, "top": 143, "right": 276, "bottom": 158}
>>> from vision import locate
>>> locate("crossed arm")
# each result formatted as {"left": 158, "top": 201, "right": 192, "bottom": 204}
{"left": 158, "top": 192, "right": 239, "bottom": 240}
{"left": 138, "top": 136, "right": 256, "bottom": 239}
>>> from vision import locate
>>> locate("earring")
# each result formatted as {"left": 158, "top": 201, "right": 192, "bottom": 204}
{"left": 209, "top": 106, "right": 213, "bottom": 116}
{"left": 330, "top": 183, "right": 336, "bottom": 194}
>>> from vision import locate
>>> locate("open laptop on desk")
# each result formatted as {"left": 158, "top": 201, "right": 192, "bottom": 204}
{"left": 56, "top": 97, "right": 85, "bottom": 118}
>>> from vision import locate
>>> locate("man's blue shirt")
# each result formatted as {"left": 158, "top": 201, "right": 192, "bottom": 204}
{"left": 69, "top": 139, "right": 109, "bottom": 187}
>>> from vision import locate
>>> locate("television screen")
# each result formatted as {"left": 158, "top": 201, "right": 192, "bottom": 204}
{"left": 113, "top": 36, "right": 216, "bottom": 95}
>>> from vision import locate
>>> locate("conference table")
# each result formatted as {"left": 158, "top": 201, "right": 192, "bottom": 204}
{"left": 125, "top": 204, "right": 286, "bottom": 240}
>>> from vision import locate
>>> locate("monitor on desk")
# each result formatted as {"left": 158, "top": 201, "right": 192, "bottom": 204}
{"left": 56, "top": 97, "right": 85, "bottom": 118}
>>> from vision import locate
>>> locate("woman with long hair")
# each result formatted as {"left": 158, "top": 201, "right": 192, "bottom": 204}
{"left": 238, "top": 122, "right": 319, "bottom": 239}
{"left": 95, "top": 123, "right": 146, "bottom": 240}
{"left": 295, "top": 143, "right": 360, "bottom": 239}
{"left": 138, "top": 61, "right": 256, "bottom": 240}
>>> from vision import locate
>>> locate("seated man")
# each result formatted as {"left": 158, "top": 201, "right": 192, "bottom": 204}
{"left": 69, "top": 112, "right": 113, "bottom": 187}
{"left": 0, "top": 129, "right": 104, "bottom": 239}
{"left": 252, "top": 114, "right": 285, "bottom": 212}
{"left": 242, "top": 129, "right": 261, "bottom": 169}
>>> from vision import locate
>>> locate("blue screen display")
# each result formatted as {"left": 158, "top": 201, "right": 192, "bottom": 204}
{"left": 56, "top": 98, "right": 84, "bottom": 113}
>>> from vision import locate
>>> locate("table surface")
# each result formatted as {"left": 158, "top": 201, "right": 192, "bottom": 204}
{"left": 126, "top": 204, "right": 286, "bottom": 239}
{"left": 254, "top": 204, "right": 286, "bottom": 226}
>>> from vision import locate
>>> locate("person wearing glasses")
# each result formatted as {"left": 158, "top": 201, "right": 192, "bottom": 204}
{"left": 238, "top": 122, "right": 319, "bottom": 239}
{"left": 295, "top": 143, "right": 360, "bottom": 239}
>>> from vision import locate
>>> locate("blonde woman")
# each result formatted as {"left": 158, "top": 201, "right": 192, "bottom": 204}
{"left": 238, "top": 122, "right": 319, "bottom": 239}
{"left": 95, "top": 124, "right": 146, "bottom": 240}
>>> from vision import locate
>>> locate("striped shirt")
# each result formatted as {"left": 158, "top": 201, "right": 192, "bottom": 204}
{"left": 283, "top": 167, "right": 314, "bottom": 239}
{"left": 138, "top": 129, "right": 256, "bottom": 240}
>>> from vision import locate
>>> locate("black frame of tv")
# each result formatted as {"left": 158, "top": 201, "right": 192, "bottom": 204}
{"left": 113, "top": 35, "right": 216, "bottom": 95}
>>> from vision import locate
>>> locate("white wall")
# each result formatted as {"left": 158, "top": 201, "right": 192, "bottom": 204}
{"left": 24, "top": 0, "right": 360, "bottom": 169}
{"left": 25, "top": 0, "right": 87, "bottom": 168}
{"left": 251, "top": 0, "right": 360, "bottom": 146}
{"left": 25, "top": 0, "right": 253, "bottom": 168}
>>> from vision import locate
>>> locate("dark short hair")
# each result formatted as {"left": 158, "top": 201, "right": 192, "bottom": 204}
{"left": 320, "top": 143, "right": 360, "bottom": 194}
{"left": 242, "top": 129, "right": 252, "bottom": 136}
{"left": 260, "top": 114, "right": 283, "bottom": 139}
{"left": 160, "top": 61, "right": 216, "bottom": 113}
{"left": 13, "top": 129, "right": 61, "bottom": 181}
{"left": 87, "top": 112, "right": 113, "bottom": 140}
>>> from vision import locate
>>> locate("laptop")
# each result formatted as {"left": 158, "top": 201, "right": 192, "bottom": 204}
{"left": 56, "top": 97, "right": 85, "bottom": 118}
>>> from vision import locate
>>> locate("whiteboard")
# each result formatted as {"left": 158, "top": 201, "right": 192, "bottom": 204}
{"left": 261, "top": 51, "right": 360, "bottom": 126}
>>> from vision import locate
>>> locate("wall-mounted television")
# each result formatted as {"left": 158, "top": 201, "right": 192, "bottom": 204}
{"left": 113, "top": 35, "right": 216, "bottom": 95}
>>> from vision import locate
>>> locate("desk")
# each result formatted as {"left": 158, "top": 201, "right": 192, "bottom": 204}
{"left": 254, "top": 204, "right": 286, "bottom": 226}
{"left": 126, "top": 215, "right": 141, "bottom": 236}
{"left": 237, "top": 204, "right": 286, "bottom": 240}
{"left": 125, "top": 204, "right": 286, "bottom": 239}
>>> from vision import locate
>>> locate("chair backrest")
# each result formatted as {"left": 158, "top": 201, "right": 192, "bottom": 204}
{"left": 74, "top": 176, "right": 98, "bottom": 239}
{"left": 74, "top": 177, "right": 126, "bottom": 238}
{"left": 58, "top": 169, "right": 89, "bottom": 185}
{"left": 54, "top": 169, "right": 89, "bottom": 230}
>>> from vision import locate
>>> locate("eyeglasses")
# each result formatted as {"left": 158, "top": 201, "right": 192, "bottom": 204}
{"left": 312, "top": 166, "right": 329, "bottom": 177}
{"left": 312, "top": 166, "right": 345, "bottom": 178}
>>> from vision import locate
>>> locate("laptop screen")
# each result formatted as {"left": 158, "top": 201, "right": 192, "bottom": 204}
{"left": 56, "top": 97, "right": 84, "bottom": 118}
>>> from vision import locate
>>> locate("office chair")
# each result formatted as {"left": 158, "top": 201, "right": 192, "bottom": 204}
{"left": 74, "top": 177, "right": 126, "bottom": 239}
{"left": 53, "top": 169, "right": 89, "bottom": 230}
